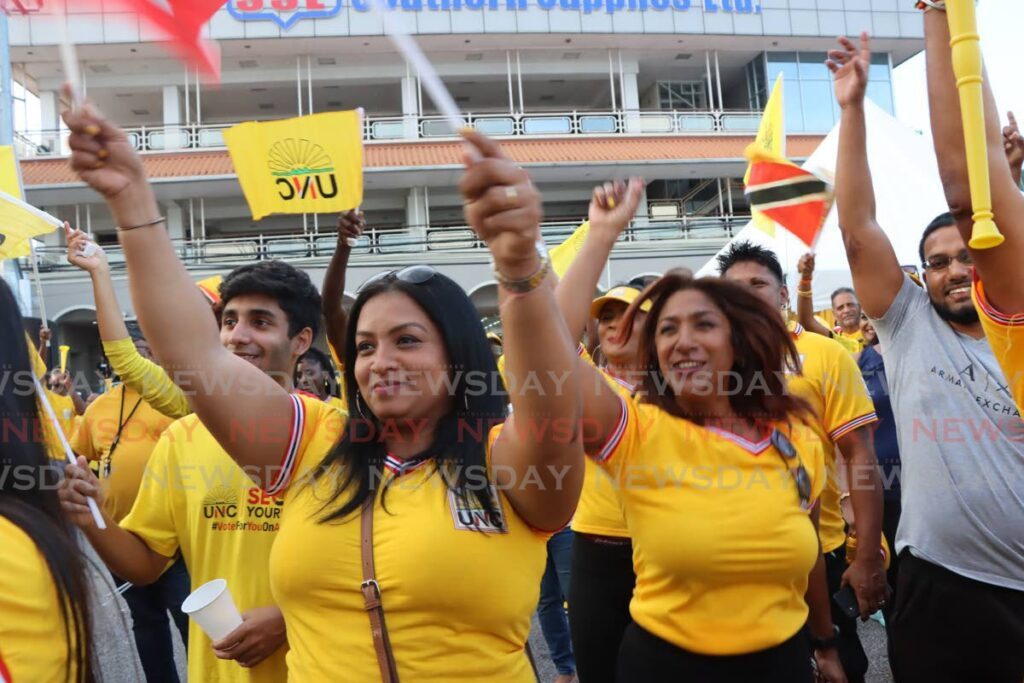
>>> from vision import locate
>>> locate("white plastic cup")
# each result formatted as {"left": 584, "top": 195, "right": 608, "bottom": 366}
{"left": 181, "top": 578, "right": 243, "bottom": 641}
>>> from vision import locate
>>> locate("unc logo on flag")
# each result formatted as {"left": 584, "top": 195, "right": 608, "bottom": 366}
{"left": 269, "top": 139, "right": 340, "bottom": 202}
{"left": 227, "top": 0, "right": 342, "bottom": 30}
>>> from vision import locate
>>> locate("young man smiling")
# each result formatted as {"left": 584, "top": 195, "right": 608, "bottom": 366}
{"left": 62, "top": 260, "right": 342, "bottom": 683}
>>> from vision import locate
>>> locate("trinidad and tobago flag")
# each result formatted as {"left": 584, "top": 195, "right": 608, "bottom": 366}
{"left": 743, "top": 145, "right": 834, "bottom": 248}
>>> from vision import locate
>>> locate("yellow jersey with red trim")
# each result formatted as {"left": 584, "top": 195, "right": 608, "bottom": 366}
{"left": 268, "top": 404, "right": 548, "bottom": 681}
{"left": 787, "top": 322, "right": 878, "bottom": 553}
{"left": 71, "top": 384, "right": 176, "bottom": 523}
{"left": 832, "top": 331, "right": 864, "bottom": 355}
{"left": 571, "top": 366, "right": 635, "bottom": 538}
{"left": 120, "top": 393, "right": 338, "bottom": 683}
{"left": 592, "top": 397, "right": 826, "bottom": 655}
{"left": 973, "top": 276, "right": 1024, "bottom": 411}
{"left": 0, "top": 517, "right": 76, "bottom": 683}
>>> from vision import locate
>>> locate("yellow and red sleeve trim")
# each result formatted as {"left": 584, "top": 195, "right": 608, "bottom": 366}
{"left": 973, "top": 274, "right": 1024, "bottom": 327}
{"left": 593, "top": 394, "right": 629, "bottom": 463}
{"left": 264, "top": 394, "right": 306, "bottom": 495}
{"left": 829, "top": 412, "right": 878, "bottom": 442}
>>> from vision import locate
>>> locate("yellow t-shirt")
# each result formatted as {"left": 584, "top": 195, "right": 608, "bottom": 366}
{"left": 71, "top": 384, "right": 176, "bottom": 523}
{"left": 571, "top": 367, "right": 636, "bottom": 538}
{"left": 326, "top": 342, "right": 350, "bottom": 414}
{"left": 45, "top": 389, "right": 77, "bottom": 440}
{"left": 594, "top": 398, "right": 826, "bottom": 655}
{"left": 119, "top": 396, "right": 333, "bottom": 683}
{"left": 103, "top": 337, "right": 192, "bottom": 419}
{"left": 832, "top": 331, "right": 864, "bottom": 356}
{"left": 787, "top": 322, "right": 878, "bottom": 553}
{"left": 269, "top": 403, "right": 548, "bottom": 681}
{"left": 973, "top": 276, "right": 1024, "bottom": 411}
{"left": 0, "top": 517, "right": 76, "bottom": 682}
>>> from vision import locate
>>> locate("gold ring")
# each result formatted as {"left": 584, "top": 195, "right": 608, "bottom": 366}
{"left": 504, "top": 186, "right": 518, "bottom": 204}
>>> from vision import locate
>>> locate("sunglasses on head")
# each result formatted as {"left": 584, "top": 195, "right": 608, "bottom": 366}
{"left": 357, "top": 265, "right": 439, "bottom": 293}
{"left": 770, "top": 429, "right": 812, "bottom": 509}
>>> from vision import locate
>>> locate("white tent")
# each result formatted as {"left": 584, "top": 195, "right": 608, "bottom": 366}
{"left": 696, "top": 100, "right": 949, "bottom": 310}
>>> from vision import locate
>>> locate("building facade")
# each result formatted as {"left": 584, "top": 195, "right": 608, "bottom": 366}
{"left": 7, "top": 0, "right": 921, "bottom": 384}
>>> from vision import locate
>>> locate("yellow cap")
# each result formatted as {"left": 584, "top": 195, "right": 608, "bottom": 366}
{"left": 590, "top": 286, "right": 652, "bottom": 318}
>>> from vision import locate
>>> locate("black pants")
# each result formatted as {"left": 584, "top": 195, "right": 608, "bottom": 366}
{"left": 617, "top": 622, "right": 812, "bottom": 682}
{"left": 568, "top": 534, "right": 635, "bottom": 683}
{"left": 881, "top": 498, "right": 902, "bottom": 612}
{"left": 824, "top": 545, "right": 868, "bottom": 683}
{"left": 888, "top": 550, "right": 1024, "bottom": 683}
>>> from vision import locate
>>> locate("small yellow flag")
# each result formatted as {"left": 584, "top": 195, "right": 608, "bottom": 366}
{"left": 745, "top": 74, "right": 786, "bottom": 237}
{"left": 0, "top": 188, "right": 62, "bottom": 261}
{"left": 224, "top": 111, "right": 364, "bottom": 221}
{"left": 550, "top": 221, "right": 590, "bottom": 278}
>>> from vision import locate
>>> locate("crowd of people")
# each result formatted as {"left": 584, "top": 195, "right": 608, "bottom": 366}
{"left": 1, "top": 8, "right": 1023, "bottom": 683}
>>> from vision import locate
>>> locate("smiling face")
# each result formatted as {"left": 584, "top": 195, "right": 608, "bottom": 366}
{"left": 220, "top": 293, "right": 310, "bottom": 380}
{"left": 720, "top": 260, "right": 788, "bottom": 313}
{"left": 597, "top": 301, "right": 646, "bottom": 365}
{"left": 353, "top": 290, "right": 454, "bottom": 423}
{"left": 860, "top": 312, "right": 877, "bottom": 346}
{"left": 921, "top": 225, "right": 978, "bottom": 327}
{"left": 296, "top": 357, "right": 331, "bottom": 400}
{"left": 832, "top": 292, "right": 862, "bottom": 333}
{"left": 654, "top": 289, "right": 735, "bottom": 410}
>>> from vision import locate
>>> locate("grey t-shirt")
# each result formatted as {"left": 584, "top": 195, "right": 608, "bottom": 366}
{"left": 872, "top": 274, "right": 1024, "bottom": 590}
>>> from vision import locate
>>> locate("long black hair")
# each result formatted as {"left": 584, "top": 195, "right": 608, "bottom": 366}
{"left": 313, "top": 270, "right": 507, "bottom": 524}
{"left": 0, "top": 280, "right": 93, "bottom": 682}
{"left": 294, "top": 347, "right": 338, "bottom": 399}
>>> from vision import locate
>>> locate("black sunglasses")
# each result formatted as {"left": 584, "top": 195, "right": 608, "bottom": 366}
{"left": 357, "top": 265, "right": 439, "bottom": 293}
{"left": 770, "top": 429, "right": 812, "bottom": 509}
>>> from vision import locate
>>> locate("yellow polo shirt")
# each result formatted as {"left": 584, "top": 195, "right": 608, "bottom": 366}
{"left": 119, "top": 393, "right": 336, "bottom": 683}
{"left": 71, "top": 384, "right": 175, "bottom": 523}
{"left": 269, "top": 401, "right": 548, "bottom": 681}
{"left": 787, "top": 322, "right": 878, "bottom": 553}
{"left": 0, "top": 517, "right": 77, "bottom": 683}
{"left": 593, "top": 398, "right": 826, "bottom": 655}
{"left": 571, "top": 367, "right": 636, "bottom": 538}
{"left": 973, "top": 276, "right": 1024, "bottom": 411}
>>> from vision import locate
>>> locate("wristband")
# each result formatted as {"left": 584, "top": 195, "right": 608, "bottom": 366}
{"left": 797, "top": 290, "right": 813, "bottom": 299}
{"left": 493, "top": 241, "right": 551, "bottom": 293}
{"left": 117, "top": 216, "right": 166, "bottom": 232}
{"left": 811, "top": 625, "right": 841, "bottom": 651}
{"left": 914, "top": 0, "right": 945, "bottom": 10}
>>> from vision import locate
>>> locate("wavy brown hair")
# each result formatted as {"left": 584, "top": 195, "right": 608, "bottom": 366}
{"left": 617, "top": 272, "right": 812, "bottom": 427}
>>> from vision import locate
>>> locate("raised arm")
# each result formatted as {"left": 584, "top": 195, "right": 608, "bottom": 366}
{"left": 828, "top": 34, "right": 905, "bottom": 320}
{"left": 460, "top": 130, "right": 583, "bottom": 532}
{"left": 924, "top": 9, "right": 1024, "bottom": 313}
{"left": 322, "top": 210, "right": 364, "bottom": 358}
{"left": 795, "top": 253, "right": 836, "bottom": 338}
{"left": 554, "top": 178, "right": 644, "bottom": 341}
{"left": 63, "top": 97, "right": 292, "bottom": 486}
{"left": 65, "top": 226, "right": 191, "bottom": 419}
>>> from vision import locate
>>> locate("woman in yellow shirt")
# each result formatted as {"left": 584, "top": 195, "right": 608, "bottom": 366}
{"left": 576, "top": 271, "right": 846, "bottom": 681}
{"left": 294, "top": 347, "right": 347, "bottom": 414}
{"left": 0, "top": 280, "right": 93, "bottom": 683}
{"left": 64, "top": 104, "right": 584, "bottom": 681}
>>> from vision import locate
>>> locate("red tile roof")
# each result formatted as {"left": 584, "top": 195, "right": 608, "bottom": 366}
{"left": 21, "top": 134, "right": 825, "bottom": 186}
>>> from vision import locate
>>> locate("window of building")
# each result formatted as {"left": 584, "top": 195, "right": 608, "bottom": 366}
{"left": 751, "top": 52, "right": 894, "bottom": 133}
{"left": 657, "top": 81, "right": 708, "bottom": 111}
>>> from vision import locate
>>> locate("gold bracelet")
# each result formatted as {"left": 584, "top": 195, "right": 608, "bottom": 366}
{"left": 117, "top": 216, "right": 166, "bottom": 232}
{"left": 796, "top": 290, "right": 813, "bottom": 299}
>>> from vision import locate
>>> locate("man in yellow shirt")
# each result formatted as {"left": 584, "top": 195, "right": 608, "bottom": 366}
{"left": 719, "top": 241, "right": 885, "bottom": 683}
{"left": 60, "top": 259, "right": 327, "bottom": 683}
{"left": 795, "top": 253, "right": 865, "bottom": 354}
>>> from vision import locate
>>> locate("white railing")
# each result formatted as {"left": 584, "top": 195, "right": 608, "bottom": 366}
{"left": 16, "top": 109, "right": 766, "bottom": 159}
{"left": 29, "top": 215, "right": 748, "bottom": 272}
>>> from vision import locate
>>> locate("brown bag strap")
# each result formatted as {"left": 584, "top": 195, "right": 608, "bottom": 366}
{"left": 361, "top": 497, "right": 401, "bottom": 683}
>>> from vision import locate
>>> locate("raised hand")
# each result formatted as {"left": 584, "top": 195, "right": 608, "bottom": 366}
{"left": 798, "top": 252, "right": 816, "bottom": 279}
{"left": 59, "top": 456, "right": 105, "bottom": 529}
{"left": 828, "top": 32, "right": 871, "bottom": 110}
{"left": 61, "top": 84, "right": 146, "bottom": 201}
{"left": 336, "top": 209, "right": 365, "bottom": 248}
{"left": 1003, "top": 111, "right": 1024, "bottom": 187}
{"left": 588, "top": 177, "right": 645, "bottom": 244}
{"left": 459, "top": 129, "right": 543, "bottom": 280}
{"left": 65, "top": 222, "right": 108, "bottom": 273}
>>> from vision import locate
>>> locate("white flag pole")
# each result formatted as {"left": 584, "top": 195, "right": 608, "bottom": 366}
{"left": 33, "top": 376, "right": 106, "bottom": 530}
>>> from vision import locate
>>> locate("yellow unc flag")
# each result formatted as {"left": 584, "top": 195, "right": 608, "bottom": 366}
{"left": 550, "top": 220, "right": 590, "bottom": 278}
{"left": 0, "top": 189, "right": 62, "bottom": 261}
{"left": 224, "top": 111, "right": 363, "bottom": 221}
{"left": 745, "top": 74, "right": 785, "bottom": 237}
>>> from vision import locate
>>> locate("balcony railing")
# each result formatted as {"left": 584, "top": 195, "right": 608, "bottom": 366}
{"left": 16, "top": 109, "right": 764, "bottom": 159}
{"left": 30, "top": 215, "right": 748, "bottom": 272}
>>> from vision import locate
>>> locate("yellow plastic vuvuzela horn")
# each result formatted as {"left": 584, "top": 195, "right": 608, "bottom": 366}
{"left": 947, "top": 0, "right": 1004, "bottom": 249}
{"left": 59, "top": 345, "right": 70, "bottom": 373}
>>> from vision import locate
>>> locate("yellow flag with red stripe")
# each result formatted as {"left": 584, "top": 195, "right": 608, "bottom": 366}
{"left": 744, "top": 74, "right": 785, "bottom": 237}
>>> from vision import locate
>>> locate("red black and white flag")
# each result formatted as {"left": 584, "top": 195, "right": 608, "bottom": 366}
{"left": 744, "top": 145, "right": 833, "bottom": 248}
